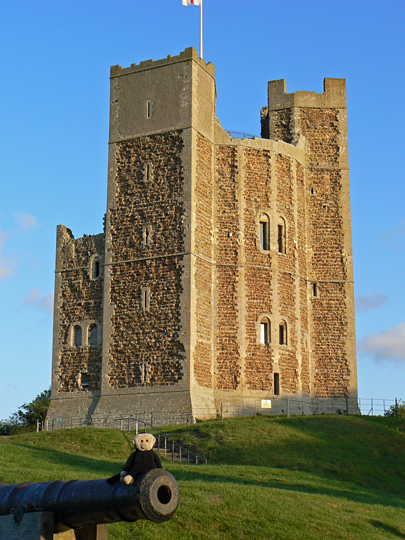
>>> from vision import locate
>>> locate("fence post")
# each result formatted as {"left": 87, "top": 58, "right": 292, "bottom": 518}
{"left": 346, "top": 395, "right": 349, "bottom": 415}
{"left": 172, "top": 441, "right": 174, "bottom": 462}
{"left": 287, "top": 398, "right": 289, "bottom": 418}
{"left": 371, "top": 398, "right": 374, "bottom": 416}
{"left": 221, "top": 403, "right": 223, "bottom": 421}
{"left": 395, "top": 398, "right": 398, "bottom": 418}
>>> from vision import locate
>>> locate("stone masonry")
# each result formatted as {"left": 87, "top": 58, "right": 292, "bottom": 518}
{"left": 47, "top": 48, "right": 358, "bottom": 425}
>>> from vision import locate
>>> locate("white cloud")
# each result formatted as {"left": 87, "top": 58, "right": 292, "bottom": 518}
{"left": 358, "top": 322, "right": 405, "bottom": 362}
{"left": 0, "top": 230, "right": 14, "bottom": 280}
{"left": 24, "top": 289, "right": 54, "bottom": 314}
{"left": 24, "top": 287, "right": 41, "bottom": 305}
{"left": 0, "top": 213, "right": 39, "bottom": 281}
{"left": 15, "top": 212, "right": 38, "bottom": 232}
{"left": 379, "top": 222, "right": 405, "bottom": 251}
{"left": 355, "top": 294, "right": 388, "bottom": 313}
{"left": 0, "top": 261, "right": 14, "bottom": 281}
{"left": 38, "top": 293, "right": 54, "bottom": 314}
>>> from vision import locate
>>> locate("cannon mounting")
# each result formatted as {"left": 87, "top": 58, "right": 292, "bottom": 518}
{"left": 0, "top": 469, "right": 179, "bottom": 539}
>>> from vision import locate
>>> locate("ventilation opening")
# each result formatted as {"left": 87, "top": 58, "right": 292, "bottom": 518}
{"left": 81, "top": 373, "right": 90, "bottom": 388}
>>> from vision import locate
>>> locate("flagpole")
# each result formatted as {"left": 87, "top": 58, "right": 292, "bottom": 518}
{"left": 200, "top": 0, "right": 203, "bottom": 59}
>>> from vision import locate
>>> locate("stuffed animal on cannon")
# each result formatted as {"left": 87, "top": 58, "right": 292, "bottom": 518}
{"left": 107, "top": 433, "right": 162, "bottom": 486}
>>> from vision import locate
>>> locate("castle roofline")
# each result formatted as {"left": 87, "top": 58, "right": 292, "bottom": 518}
{"left": 268, "top": 78, "right": 346, "bottom": 110}
{"left": 110, "top": 47, "right": 215, "bottom": 79}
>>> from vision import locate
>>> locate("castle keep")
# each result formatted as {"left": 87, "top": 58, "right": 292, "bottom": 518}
{"left": 47, "top": 48, "right": 358, "bottom": 425}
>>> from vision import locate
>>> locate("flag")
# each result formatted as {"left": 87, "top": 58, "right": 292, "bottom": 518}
{"left": 182, "top": 0, "right": 201, "bottom": 5}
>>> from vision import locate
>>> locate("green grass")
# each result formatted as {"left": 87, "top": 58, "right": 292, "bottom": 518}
{"left": 0, "top": 416, "right": 404, "bottom": 540}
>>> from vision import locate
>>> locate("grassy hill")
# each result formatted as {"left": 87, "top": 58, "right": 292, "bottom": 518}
{"left": 0, "top": 415, "right": 404, "bottom": 540}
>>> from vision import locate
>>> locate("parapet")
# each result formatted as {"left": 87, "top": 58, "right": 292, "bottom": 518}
{"left": 110, "top": 47, "right": 215, "bottom": 79}
{"left": 268, "top": 78, "right": 346, "bottom": 110}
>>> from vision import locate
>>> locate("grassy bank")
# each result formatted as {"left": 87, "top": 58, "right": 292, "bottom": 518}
{"left": 0, "top": 415, "right": 404, "bottom": 539}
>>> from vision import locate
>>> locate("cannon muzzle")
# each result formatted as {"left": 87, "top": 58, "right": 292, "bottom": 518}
{"left": 0, "top": 469, "right": 179, "bottom": 533}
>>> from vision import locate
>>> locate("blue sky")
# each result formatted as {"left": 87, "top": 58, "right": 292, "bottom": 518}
{"left": 0, "top": 0, "right": 404, "bottom": 420}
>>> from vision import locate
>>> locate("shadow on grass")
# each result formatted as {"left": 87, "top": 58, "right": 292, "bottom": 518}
{"left": 172, "top": 467, "right": 405, "bottom": 510}
{"left": 8, "top": 443, "right": 120, "bottom": 478}
{"left": 371, "top": 521, "right": 405, "bottom": 538}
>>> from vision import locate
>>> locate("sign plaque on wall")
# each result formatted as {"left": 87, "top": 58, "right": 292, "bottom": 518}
{"left": 261, "top": 400, "right": 272, "bottom": 409}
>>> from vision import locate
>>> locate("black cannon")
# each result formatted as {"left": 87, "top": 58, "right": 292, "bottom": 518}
{"left": 0, "top": 469, "right": 179, "bottom": 539}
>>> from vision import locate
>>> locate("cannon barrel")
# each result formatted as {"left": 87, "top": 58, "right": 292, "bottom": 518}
{"left": 0, "top": 469, "right": 179, "bottom": 533}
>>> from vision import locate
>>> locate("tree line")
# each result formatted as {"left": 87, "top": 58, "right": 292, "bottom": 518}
{"left": 0, "top": 388, "right": 51, "bottom": 435}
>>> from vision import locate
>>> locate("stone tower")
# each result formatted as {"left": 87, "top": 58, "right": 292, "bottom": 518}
{"left": 47, "top": 48, "right": 358, "bottom": 426}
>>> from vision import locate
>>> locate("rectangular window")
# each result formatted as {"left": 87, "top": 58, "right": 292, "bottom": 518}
{"left": 146, "top": 100, "right": 152, "bottom": 119}
{"left": 81, "top": 373, "right": 90, "bottom": 388}
{"left": 274, "top": 373, "right": 280, "bottom": 396}
{"left": 279, "top": 322, "right": 287, "bottom": 345}
{"left": 313, "top": 283, "right": 318, "bottom": 297}
{"left": 260, "top": 322, "right": 268, "bottom": 345}
{"left": 259, "top": 215, "right": 270, "bottom": 251}
{"left": 278, "top": 224, "right": 283, "bottom": 253}
{"left": 141, "top": 287, "right": 150, "bottom": 311}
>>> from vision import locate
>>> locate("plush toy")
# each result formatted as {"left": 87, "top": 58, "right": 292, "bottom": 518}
{"left": 107, "top": 433, "right": 162, "bottom": 485}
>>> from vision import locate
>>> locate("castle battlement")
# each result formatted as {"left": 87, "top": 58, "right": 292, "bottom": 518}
{"left": 110, "top": 47, "right": 215, "bottom": 79}
{"left": 268, "top": 78, "right": 347, "bottom": 110}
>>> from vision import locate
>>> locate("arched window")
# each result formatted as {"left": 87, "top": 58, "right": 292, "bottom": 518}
{"left": 88, "top": 324, "right": 98, "bottom": 346}
{"left": 259, "top": 317, "right": 271, "bottom": 346}
{"left": 278, "top": 217, "right": 286, "bottom": 254}
{"left": 90, "top": 255, "right": 100, "bottom": 280}
{"left": 279, "top": 320, "right": 287, "bottom": 346}
{"left": 259, "top": 214, "right": 270, "bottom": 251}
{"left": 73, "top": 325, "right": 82, "bottom": 347}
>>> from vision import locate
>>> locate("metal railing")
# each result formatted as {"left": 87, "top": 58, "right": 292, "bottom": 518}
{"left": 225, "top": 130, "right": 259, "bottom": 139}
{"left": 357, "top": 397, "right": 401, "bottom": 417}
{"left": 40, "top": 415, "right": 207, "bottom": 465}
{"left": 41, "top": 397, "right": 403, "bottom": 435}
